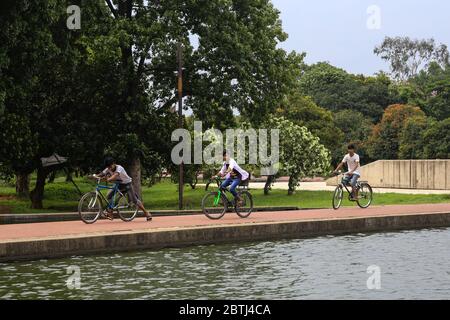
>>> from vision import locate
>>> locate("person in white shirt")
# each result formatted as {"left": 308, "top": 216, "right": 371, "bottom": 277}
{"left": 215, "top": 151, "right": 249, "bottom": 205}
{"left": 333, "top": 144, "right": 361, "bottom": 200}
{"left": 96, "top": 157, "right": 152, "bottom": 221}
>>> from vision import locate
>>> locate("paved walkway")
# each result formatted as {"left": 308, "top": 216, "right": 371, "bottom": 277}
{"left": 247, "top": 181, "right": 450, "bottom": 194}
{"left": 0, "top": 203, "right": 449, "bottom": 242}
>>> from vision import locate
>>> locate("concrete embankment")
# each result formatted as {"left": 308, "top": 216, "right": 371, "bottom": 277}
{"left": 0, "top": 203, "right": 449, "bottom": 262}
{"left": 0, "top": 206, "right": 299, "bottom": 224}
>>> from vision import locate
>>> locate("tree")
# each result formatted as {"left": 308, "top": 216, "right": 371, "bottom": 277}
{"left": 398, "top": 62, "right": 450, "bottom": 120}
{"left": 398, "top": 116, "right": 429, "bottom": 159}
{"left": 0, "top": 0, "right": 82, "bottom": 205}
{"left": 276, "top": 93, "right": 344, "bottom": 164}
{"left": 1, "top": 0, "right": 300, "bottom": 208}
{"left": 367, "top": 104, "right": 426, "bottom": 160}
{"left": 263, "top": 117, "right": 330, "bottom": 195}
{"left": 181, "top": 0, "right": 304, "bottom": 127}
{"left": 298, "top": 62, "right": 399, "bottom": 122}
{"left": 422, "top": 118, "right": 450, "bottom": 159}
{"left": 374, "top": 36, "right": 450, "bottom": 81}
{"left": 98, "top": 0, "right": 303, "bottom": 199}
{"left": 333, "top": 109, "right": 373, "bottom": 163}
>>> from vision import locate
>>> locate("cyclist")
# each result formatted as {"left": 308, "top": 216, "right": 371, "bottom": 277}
{"left": 333, "top": 144, "right": 361, "bottom": 200}
{"left": 215, "top": 151, "right": 249, "bottom": 205}
{"left": 95, "top": 157, "right": 152, "bottom": 221}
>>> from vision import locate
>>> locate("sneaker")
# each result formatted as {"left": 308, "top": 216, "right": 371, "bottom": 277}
{"left": 104, "top": 209, "right": 114, "bottom": 220}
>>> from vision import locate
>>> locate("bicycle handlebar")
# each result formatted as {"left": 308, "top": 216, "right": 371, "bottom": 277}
{"left": 90, "top": 174, "right": 123, "bottom": 184}
{"left": 327, "top": 170, "right": 342, "bottom": 178}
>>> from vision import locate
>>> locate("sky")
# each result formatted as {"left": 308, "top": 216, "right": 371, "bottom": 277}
{"left": 271, "top": 0, "right": 450, "bottom": 76}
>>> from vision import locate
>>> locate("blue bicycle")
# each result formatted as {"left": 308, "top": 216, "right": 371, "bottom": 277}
{"left": 78, "top": 175, "right": 140, "bottom": 224}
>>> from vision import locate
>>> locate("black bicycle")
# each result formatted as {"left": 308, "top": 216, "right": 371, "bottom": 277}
{"left": 331, "top": 171, "right": 373, "bottom": 210}
{"left": 201, "top": 176, "right": 253, "bottom": 219}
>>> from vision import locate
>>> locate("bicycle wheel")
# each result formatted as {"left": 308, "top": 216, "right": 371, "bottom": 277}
{"left": 332, "top": 186, "right": 343, "bottom": 210}
{"left": 235, "top": 190, "right": 253, "bottom": 218}
{"left": 202, "top": 191, "right": 227, "bottom": 219}
{"left": 78, "top": 192, "right": 102, "bottom": 224}
{"left": 357, "top": 183, "right": 373, "bottom": 208}
{"left": 117, "top": 193, "right": 139, "bottom": 222}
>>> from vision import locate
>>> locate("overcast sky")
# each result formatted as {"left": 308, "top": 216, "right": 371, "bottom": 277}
{"left": 271, "top": 0, "right": 450, "bottom": 75}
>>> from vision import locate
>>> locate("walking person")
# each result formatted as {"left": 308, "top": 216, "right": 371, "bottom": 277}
{"left": 96, "top": 157, "right": 152, "bottom": 221}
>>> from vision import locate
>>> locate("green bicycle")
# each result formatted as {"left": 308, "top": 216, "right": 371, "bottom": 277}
{"left": 201, "top": 176, "right": 253, "bottom": 219}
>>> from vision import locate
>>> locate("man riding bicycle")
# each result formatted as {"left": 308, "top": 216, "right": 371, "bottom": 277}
{"left": 214, "top": 151, "right": 249, "bottom": 206}
{"left": 333, "top": 144, "right": 361, "bottom": 200}
{"left": 95, "top": 157, "right": 152, "bottom": 221}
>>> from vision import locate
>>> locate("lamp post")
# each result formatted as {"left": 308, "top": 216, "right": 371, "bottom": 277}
{"left": 177, "top": 42, "right": 184, "bottom": 210}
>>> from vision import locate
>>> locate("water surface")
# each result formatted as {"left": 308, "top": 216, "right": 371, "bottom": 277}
{"left": 1, "top": 228, "right": 449, "bottom": 299}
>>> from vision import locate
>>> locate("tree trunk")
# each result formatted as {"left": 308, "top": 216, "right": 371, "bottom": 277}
{"left": 65, "top": 169, "right": 73, "bottom": 182}
{"left": 47, "top": 170, "right": 56, "bottom": 183}
{"left": 288, "top": 176, "right": 295, "bottom": 196}
{"left": 30, "top": 167, "right": 48, "bottom": 209}
{"left": 264, "top": 175, "right": 275, "bottom": 195}
{"left": 128, "top": 157, "right": 142, "bottom": 199}
{"left": 15, "top": 173, "right": 30, "bottom": 198}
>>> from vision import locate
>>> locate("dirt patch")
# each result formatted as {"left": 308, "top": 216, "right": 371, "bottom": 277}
{"left": 0, "top": 195, "right": 17, "bottom": 200}
{"left": 0, "top": 205, "right": 12, "bottom": 214}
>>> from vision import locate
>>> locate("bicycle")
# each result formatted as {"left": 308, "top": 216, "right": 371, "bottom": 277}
{"left": 201, "top": 176, "right": 253, "bottom": 219}
{"left": 331, "top": 171, "right": 373, "bottom": 210}
{"left": 78, "top": 175, "right": 141, "bottom": 224}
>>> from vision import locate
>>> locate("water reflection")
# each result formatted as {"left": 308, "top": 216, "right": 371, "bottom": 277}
{"left": 0, "top": 228, "right": 449, "bottom": 299}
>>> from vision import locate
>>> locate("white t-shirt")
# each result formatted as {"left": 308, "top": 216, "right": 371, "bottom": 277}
{"left": 342, "top": 153, "right": 360, "bottom": 176}
{"left": 102, "top": 165, "right": 132, "bottom": 184}
{"left": 220, "top": 158, "right": 249, "bottom": 181}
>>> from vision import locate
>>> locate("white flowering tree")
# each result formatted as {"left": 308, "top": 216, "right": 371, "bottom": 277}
{"left": 264, "top": 117, "right": 331, "bottom": 195}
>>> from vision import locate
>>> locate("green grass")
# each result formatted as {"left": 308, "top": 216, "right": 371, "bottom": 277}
{"left": 0, "top": 177, "right": 449, "bottom": 214}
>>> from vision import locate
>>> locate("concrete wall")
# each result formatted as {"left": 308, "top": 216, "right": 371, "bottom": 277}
{"left": 326, "top": 160, "right": 450, "bottom": 190}
{"left": 2, "top": 211, "right": 450, "bottom": 262}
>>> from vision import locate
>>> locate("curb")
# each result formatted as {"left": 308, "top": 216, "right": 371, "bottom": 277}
{"left": 0, "top": 206, "right": 301, "bottom": 225}
{"left": 1, "top": 211, "right": 449, "bottom": 262}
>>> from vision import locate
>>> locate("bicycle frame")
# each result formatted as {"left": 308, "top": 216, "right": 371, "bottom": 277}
{"left": 211, "top": 178, "right": 232, "bottom": 206}
{"left": 95, "top": 181, "right": 122, "bottom": 210}
{"left": 339, "top": 176, "right": 360, "bottom": 197}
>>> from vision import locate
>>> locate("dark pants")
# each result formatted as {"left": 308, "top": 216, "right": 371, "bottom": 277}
{"left": 108, "top": 183, "right": 141, "bottom": 206}
{"left": 221, "top": 177, "right": 241, "bottom": 198}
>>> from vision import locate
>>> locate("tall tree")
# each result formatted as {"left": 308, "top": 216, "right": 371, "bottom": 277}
{"left": 422, "top": 118, "right": 450, "bottom": 159}
{"left": 100, "top": 0, "right": 303, "bottom": 198}
{"left": 1, "top": 0, "right": 302, "bottom": 209}
{"left": 298, "top": 62, "right": 399, "bottom": 122}
{"left": 398, "top": 62, "right": 450, "bottom": 120}
{"left": 374, "top": 36, "right": 450, "bottom": 82}
{"left": 398, "top": 116, "right": 429, "bottom": 159}
{"left": 263, "top": 117, "right": 330, "bottom": 195}
{"left": 333, "top": 109, "right": 373, "bottom": 163}
{"left": 0, "top": 0, "right": 76, "bottom": 204}
{"left": 276, "top": 93, "right": 344, "bottom": 163}
{"left": 367, "top": 104, "right": 426, "bottom": 160}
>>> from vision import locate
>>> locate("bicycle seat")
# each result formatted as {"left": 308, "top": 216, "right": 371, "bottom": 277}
{"left": 239, "top": 179, "right": 249, "bottom": 187}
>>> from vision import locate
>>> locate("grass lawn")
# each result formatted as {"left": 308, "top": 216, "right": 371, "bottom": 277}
{"left": 0, "top": 177, "right": 449, "bottom": 214}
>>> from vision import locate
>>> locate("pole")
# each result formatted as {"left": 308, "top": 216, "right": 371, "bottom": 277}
{"left": 177, "top": 42, "right": 184, "bottom": 210}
